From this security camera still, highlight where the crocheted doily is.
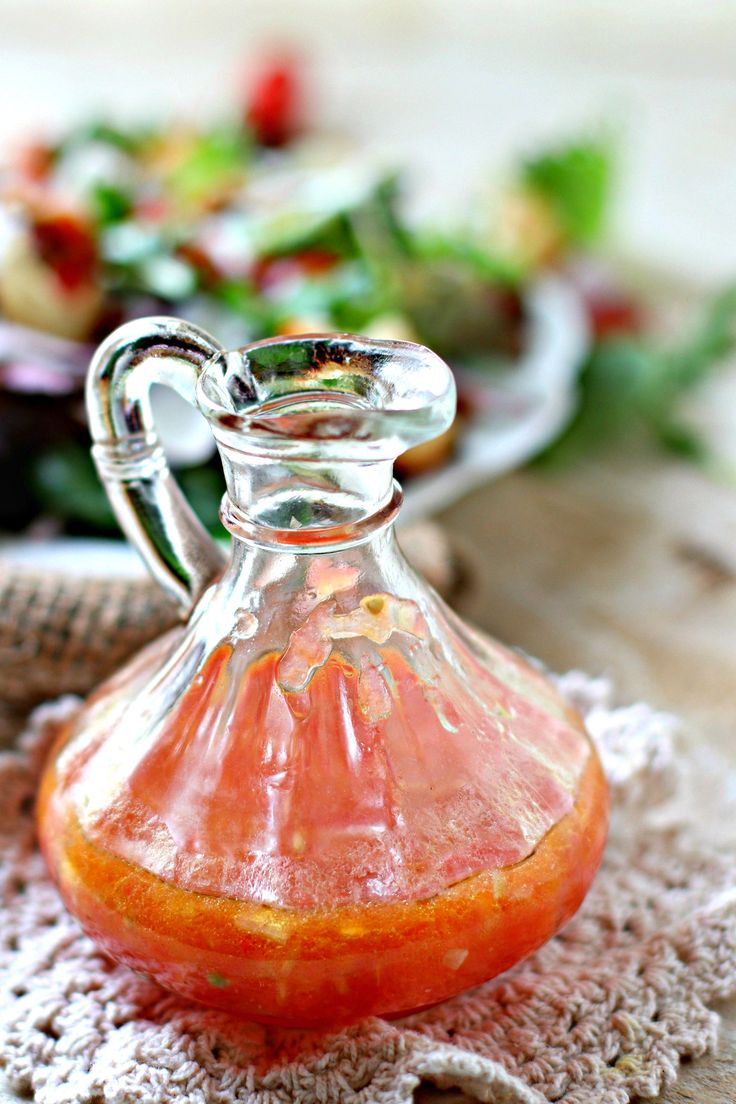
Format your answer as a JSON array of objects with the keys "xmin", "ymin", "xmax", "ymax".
[{"xmin": 1, "ymin": 674, "xmax": 735, "ymax": 1104}]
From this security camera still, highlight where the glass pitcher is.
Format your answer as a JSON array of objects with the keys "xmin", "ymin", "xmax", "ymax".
[{"xmin": 37, "ymin": 317, "xmax": 608, "ymax": 1027}]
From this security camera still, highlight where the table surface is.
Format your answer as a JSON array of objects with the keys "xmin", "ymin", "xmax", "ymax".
[
  {"xmin": 417, "ymin": 445, "xmax": 736, "ymax": 1102},
  {"xmin": 4, "ymin": 324, "xmax": 736, "ymax": 1104},
  {"xmin": 2, "ymin": 7, "xmax": 735, "ymax": 1099},
  {"xmin": 3, "ymin": 459, "xmax": 736, "ymax": 1104}
]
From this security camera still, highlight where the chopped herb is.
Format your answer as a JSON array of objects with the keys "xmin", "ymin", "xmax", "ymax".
[
  {"xmin": 538, "ymin": 285, "xmax": 736, "ymax": 467},
  {"xmin": 31, "ymin": 443, "xmax": 118, "ymax": 530},
  {"xmin": 57, "ymin": 119, "xmax": 152, "ymax": 157},
  {"xmin": 91, "ymin": 183, "xmax": 133, "ymax": 226},
  {"xmin": 206, "ymin": 971, "xmax": 231, "ymax": 988},
  {"xmin": 166, "ymin": 127, "xmax": 251, "ymax": 206},
  {"xmin": 523, "ymin": 137, "xmax": 612, "ymax": 246}
]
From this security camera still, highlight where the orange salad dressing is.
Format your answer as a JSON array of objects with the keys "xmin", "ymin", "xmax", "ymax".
[{"xmin": 38, "ymin": 643, "xmax": 608, "ymax": 1026}]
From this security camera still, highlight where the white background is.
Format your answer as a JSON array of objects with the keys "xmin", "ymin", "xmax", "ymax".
[{"xmin": 0, "ymin": 0, "xmax": 734, "ymax": 285}]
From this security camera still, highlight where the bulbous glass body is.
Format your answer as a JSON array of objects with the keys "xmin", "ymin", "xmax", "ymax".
[{"xmin": 38, "ymin": 321, "xmax": 608, "ymax": 1026}]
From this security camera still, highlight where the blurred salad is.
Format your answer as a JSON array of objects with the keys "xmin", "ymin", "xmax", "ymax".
[{"xmin": 0, "ymin": 58, "xmax": 733, "ymax": 536}]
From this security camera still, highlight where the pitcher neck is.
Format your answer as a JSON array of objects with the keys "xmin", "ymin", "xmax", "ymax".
[{"xmin": 216, "ymin": 440, "xmax": 399, "ymax": 552}]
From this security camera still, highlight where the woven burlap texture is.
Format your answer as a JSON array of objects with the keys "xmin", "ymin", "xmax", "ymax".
[
  {"xmin": 2, "ymin": 674, "xmax": 735, "ymax": 1104},
  {"xmin": 0, "ymin": 523, "xmax": 453, "ymax": 747}
]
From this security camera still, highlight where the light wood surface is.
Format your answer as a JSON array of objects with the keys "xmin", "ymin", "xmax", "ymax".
[
  {"xmin": 417, "ymin": 448, "xmax": 736, "ymax": 1103},
  {"xmin": 444, "ymin": 454, "xmax": 736, "ymax": 772},
  {"xmin": 4, "ymin": 372, "xmax": 736, "ymax": 1104}
]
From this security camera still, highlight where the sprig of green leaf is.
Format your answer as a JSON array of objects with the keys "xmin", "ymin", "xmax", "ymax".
[
  {"xmin": 31, "ymin": 441, "xmax": 228, "ymax": 536},
  {"xmin": 31, "ymin": 442, "xmax": 118, "ymax": 531},
  {"xmin": 523, "ymin": 138, "xmax": 612, "ymax": 246},
  {"xmin": 538, "ymin": 285, "xmax": 736, "ymax": 467}
]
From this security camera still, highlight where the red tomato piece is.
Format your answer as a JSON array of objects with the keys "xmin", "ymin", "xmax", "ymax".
[
  {"xmin": 245, "ymin": 58, "xmax": 302, "ymax": 148},
  {"xmin": 30, "ymin": 212, "xmax": 98, "ymax": 293}
]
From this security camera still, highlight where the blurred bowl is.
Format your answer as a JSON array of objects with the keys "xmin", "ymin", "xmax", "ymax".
[
  {"xmin": 401, "ymin": 271, "xmax": 588, "ymax": 521},
  {"xmin": 0, "ymin": 271, "xmax": 588, "ymax": 572}
]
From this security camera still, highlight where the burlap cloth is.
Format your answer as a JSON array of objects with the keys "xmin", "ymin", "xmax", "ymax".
[
  {"xmin": 0, "ymin": 523, "xmax": 454, "ymax": 747},
  {"xmin": 1, "ymin": 532, "xmax": 735, "ymax": 1104}
]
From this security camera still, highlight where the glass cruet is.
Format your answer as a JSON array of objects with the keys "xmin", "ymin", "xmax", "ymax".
[{"xmin": 37, "ymin": 317, "xmax": 609, "ymax": 1027}]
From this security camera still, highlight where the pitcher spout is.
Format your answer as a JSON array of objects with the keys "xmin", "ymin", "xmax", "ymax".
[{"xmin": 199, "ymin": 332, "xmax": 454, "ymax": 547}]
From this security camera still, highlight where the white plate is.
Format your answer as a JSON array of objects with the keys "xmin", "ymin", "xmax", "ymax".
[
  {"xmin": 0, "ymin": 273, "xmax": 587, "ymax": 576},
  {"xmin": 401, "ymin": 273, "xmax": 587, "ymax": 522}
]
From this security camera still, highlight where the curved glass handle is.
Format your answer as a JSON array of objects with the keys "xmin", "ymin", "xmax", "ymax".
[{"xmin": 86, "ymin": 316, "xmax": 227, "ymax": 613}]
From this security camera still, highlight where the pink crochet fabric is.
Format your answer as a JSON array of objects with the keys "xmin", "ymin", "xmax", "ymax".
[{"xmin": 1, "ymin": 674, "xmax": 735, "ymax": 1104}]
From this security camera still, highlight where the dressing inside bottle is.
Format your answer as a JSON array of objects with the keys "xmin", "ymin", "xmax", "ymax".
[{"xmin": 38, "ymin": 321, "xmax": 608, "ymax": 1026}]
